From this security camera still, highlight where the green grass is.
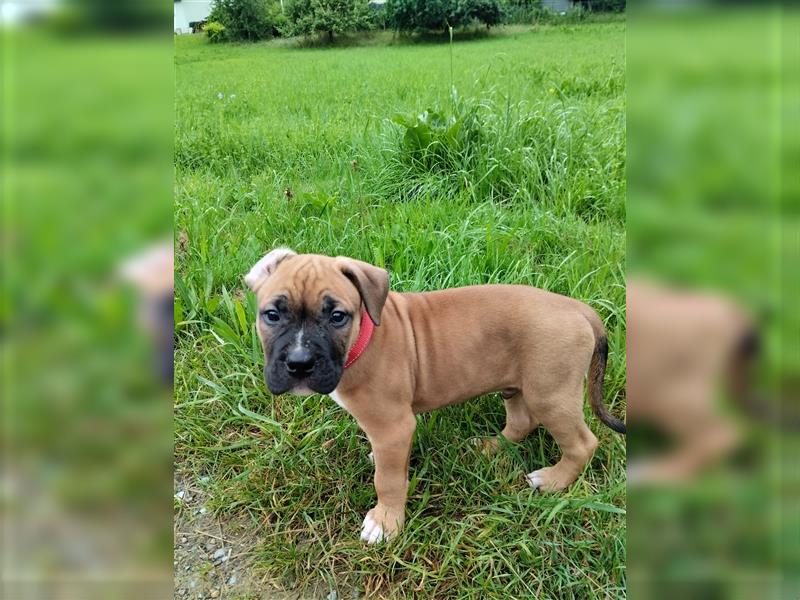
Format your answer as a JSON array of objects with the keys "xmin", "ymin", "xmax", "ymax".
[{"xmin": 175, "ymin": 23, "xmax": 626, "ymax": 599}]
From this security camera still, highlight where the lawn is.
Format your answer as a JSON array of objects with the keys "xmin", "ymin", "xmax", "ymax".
[{"xmin": 174, "ymin": 22, "xmax": 626, "ymax": 599}]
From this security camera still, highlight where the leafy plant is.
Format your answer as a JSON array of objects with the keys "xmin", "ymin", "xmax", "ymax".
[
  {"xmin": 283, "ymin": 0, "xmax": 372, "ymax": 41},
  {"xmin": 203, "ymin": 20, "xmax": 227, "ymax": 43},
  {"xmin": 208, "ymin": 0, "xmax": 285, "ymax": 41},
  {"xmin": 391, "ymin": 100, "xmax": 483, "ymax": 173},
  {"xmin": 469, "ymin": 0, "xmax": 503, "ymax": 28},
  {"xmin": 386, "ymin": 0, "xmax": 503, "ymax": 33}
]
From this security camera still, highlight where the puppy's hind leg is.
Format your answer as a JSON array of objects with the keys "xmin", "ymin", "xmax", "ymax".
[
  {"xmin": 526, "ymin": 390, "xmax": 598, "ymax": 492},
  {"xmin": 477, "ymin": 389, "xmax": 539, "ymax": 456}
]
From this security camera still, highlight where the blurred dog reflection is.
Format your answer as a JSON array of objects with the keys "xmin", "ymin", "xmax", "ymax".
[
  {"xmin": 626, "ymin": 279, "xmax": 762, "ymax": 484},
  {"xmin": 119, "ymin": 242, "xmax": 174, "ymax": 386}
]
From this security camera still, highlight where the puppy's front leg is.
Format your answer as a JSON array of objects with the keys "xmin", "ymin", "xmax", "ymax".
[{"xmin": 360, "ymin": 413, "xmax": 416, "ymax": 544}]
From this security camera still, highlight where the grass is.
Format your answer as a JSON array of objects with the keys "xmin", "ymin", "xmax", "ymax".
[{"xmin": 175, "ymin": 22, "xmax": 626, "ymax": 599}]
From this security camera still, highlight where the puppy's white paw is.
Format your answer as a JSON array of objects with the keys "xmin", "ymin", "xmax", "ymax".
[
  {"xmin": 367, "ymin": 451, "xmax": 374, "ymax": 464},
  {"xmin": 360, "ymin": 513, "xmax": 384, "ymax": 545},
  {"xmin": 525, "ymin": 467, "xmax": 571, "ymax": 492},
  {"xmin": 525, "ymin": 470, "xmax": 543, "ymax": 489}
]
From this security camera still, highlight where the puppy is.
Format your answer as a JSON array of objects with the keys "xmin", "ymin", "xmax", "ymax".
[{"xmin": 245, "ymin": 249, "xmax": 625, "ymax": 543}]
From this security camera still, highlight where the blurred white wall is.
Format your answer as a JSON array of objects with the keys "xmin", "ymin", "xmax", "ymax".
[{"xmin": 173, "ymin": 0, "xmax": 212, "ymax": 34}]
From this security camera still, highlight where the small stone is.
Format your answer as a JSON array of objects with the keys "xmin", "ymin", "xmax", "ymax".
[
  {"xmin": 175, "ymin": 490, "xmax": 185, "ymax": 500},
  {"xmin": 178, "ymin": 589, "xmax": 187, "ymax": 596},
  {"xmin": 180, "ymin": 536, "xmax": 187, "ymax": 544},
  {"xmin": 326, "ymin": 591, "xmax": 338, "ymax": 600},
  {"xmin": 199, "ymin": 476, "xmax": 210, "ymax": 484},
  {"xmin": 212, "ymin": 548, "xmax": 226, "ymax": 560},
  {"xmin": 198, "ymin": 507, "xmax": 208, "ymax": 515},
  {"xmin": 210, "ymin": 590, "xmax": 220, "ymax": 598},
  {"xmin": 189, "ymin": 579, "xmax": 198, "ymax": 589},
  {"xmin": 227, "ymin": 574, "xmax": 237, "ymax": 585}
]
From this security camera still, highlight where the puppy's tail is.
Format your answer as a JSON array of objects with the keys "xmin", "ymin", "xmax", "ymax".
[{"xmin": 582, "ymin": 308, "xmax": 626, "ymax": 435}]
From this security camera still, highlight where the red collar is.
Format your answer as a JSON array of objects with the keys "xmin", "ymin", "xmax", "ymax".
[{"xmin": 344, "ymin": 312, "xmax": 374, "ymax": 369}]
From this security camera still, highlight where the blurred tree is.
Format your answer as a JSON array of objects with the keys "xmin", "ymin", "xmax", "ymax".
[{"xmin": 62, "ymin": 0, "xmax": 168, "ymax": 30}]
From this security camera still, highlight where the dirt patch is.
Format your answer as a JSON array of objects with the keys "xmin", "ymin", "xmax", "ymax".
[{"xmin": 174, "ymin": 474, "xmax": 315, "ymax": 600}]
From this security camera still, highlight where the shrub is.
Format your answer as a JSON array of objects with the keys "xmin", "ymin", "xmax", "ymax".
[
  {"xmin": 208, "ymin": 0, "xmax": 284, "ymax": 41},
  {"xmin": 469, "ymin": 0, "xmax": 503, "ymax": 28},
  {"xmin": 203, "ymin": 20, "xmax": 227, "ymax": 42},
  {"xmin": 283, "ymin": 0, "xmax": 372, "ymax": 41},
  {"xmin": 386, "ymin": 0, "xmax": 503, "ymax": 33}
]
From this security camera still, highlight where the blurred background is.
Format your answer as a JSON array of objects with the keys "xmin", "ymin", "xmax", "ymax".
[
  {"xmin": 2, "ymin": 1, "xmax": 173, "ymax": 598},
  {"xmin": 627, "ymin": 1, "xmax": 798, "ymax": 599},
  {"xmin": 2, "ymin": 0, "xmax": 797, "ymax": 598}
]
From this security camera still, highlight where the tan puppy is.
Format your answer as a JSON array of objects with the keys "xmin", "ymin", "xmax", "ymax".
[{"xmin": 245, "ymin": 249, "xmax": 625, "ymax": 544}]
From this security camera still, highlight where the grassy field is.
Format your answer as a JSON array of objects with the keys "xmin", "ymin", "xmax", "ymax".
[{"xmin": 175, "ymin": 22, "xmax": 626, "ymax": 599}]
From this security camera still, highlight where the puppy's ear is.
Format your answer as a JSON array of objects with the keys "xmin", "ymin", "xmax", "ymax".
[
  {"xmin": 336, "ymin": 257, "xmax": 389, "ymax": 325},
  {"xmin": 244, "ymin": 248, "xmax": 296, "ymax": 290}
]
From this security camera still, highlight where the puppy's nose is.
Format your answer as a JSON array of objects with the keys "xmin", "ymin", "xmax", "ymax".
[{"xmin": 286, "ymin": 347, "xmax": 315, "ymax": 377}]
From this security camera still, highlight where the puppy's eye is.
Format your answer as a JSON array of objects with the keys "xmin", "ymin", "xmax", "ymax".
[
  {"xmin": 330, "ymin": 310, "xmax": 349, "ymax": 326},
  {"xmin": 262, "ymin": 309, "xmax": 280, "ymax": 323}
]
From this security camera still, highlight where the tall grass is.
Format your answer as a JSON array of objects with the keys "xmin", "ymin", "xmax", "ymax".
[{"xmin": 371, "ymin": 91, "xmax": 624, "ymax": 219}]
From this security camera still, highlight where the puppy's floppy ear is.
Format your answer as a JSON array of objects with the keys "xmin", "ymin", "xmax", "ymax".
[
  {"xmin": 244, "ymin": 248, "xmax": 296, "ymax": 290},
  {"xmin": 336, "ymin": 257, "xmax": 389, "ymax": 326}
]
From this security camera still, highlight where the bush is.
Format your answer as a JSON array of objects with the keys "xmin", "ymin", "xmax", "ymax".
[
  {"xmin": 386, "ymin": 0, "xmax": 503, "ymax": 33},
  {"xmin": 283, "ymin": 0, "xmax": 372, "ymax": 41},
  {"xmin": 208, "ymin": 0, "xmax": 284, "ymax": 41},
  {"xmin": 470, "ymin": 0, "xmax": 503, "ymax": 28},
  {"xmin": 203, "ymin": 20, "xmax": 227, "ymax": 42}
]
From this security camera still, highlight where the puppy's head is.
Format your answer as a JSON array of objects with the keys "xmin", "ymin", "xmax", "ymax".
[{"xmin": 244, "ymin": 249, "xmax": 389, "ymax": 396}]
